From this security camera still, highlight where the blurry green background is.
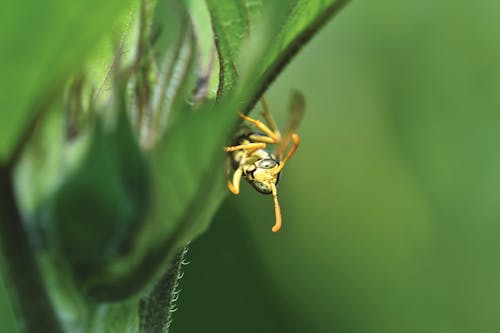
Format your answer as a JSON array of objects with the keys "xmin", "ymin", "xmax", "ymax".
[{"xmin": 3, "ymin": 0, "xmax": 500, "ymax": 332}]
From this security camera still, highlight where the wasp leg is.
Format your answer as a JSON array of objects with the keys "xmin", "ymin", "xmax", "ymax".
[
  {"xmin": 248, "ymin": 134, "xmax": 277, "ymax": 144},
  {"xmin": 275, "ymin": 133, "xmax": 300, "ymax": 174},
  {"xmin": 239, "ymin": 113, "xmax": 280, "ymax": 143},
  {"xmin": 259, "ymin": 97, "xmax": 282, "ymax": 141},
  {"xmin": 227, "ymin": 167, "xmax": 243, "ymax": 195},
  {"xmin": 224, "ymin": 142, "xmax": 266, "ymax": 153},
  {"xmin": 283, "ymin": 133, "xmax": 300, "ymax": 163},
  {"xmin": 270, "ymin": 183, "xmax": 282, "ymax": 233}
]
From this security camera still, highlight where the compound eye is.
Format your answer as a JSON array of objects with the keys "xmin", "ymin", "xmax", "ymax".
[{"xmin": 258, "ymin": 159, "xmax": 278, "ymax": 169}]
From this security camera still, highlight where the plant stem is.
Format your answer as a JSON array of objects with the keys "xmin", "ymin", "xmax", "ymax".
[
  {"xmin": 0, "ymin": 168, "xmax": 63, "ymax": 333},
  {"xmin": 139, "ymin": 246, "xmax": 189, "ymax": 333}
]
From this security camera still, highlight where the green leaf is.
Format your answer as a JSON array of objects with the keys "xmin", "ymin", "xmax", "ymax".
[
  {"xmin": 205, "ymin": 0, "xmax": 249, "ymax": 97},
  {"xmin": 49, "ymin": 103, "xmax": 150, "ymax": 283},
  {"xmin": 6, "ymin": 2, "xmax": 349, "ymax": 331},
  {"xmin": 207, "ymin": 0, "xmax": 349, "ymax": 99},
  {"xmin": 0, "ymin": 169, "xmax": 64, "ymax": 333},
  {"xmin": 0, "ymin": 0, "xmax": 134, "ymax": 164},
  {"xmin": 20, "ymin": 90, "xmax": 150, "ymax": 331},
  {"xmin": 83, "ymin": 0, "xmax": 348, "ymax": 300},
  {"xmin": 139, "ymin": 247, "xmax": 189, "ymax": 333},
  {"xmin": 13, "ymin": 101, "xmax": 67, "ymax": 222}
]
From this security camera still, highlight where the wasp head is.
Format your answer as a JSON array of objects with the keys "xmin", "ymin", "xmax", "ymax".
[{"xmin": 250, "ymin": 157, "xmax": 281, "ymax": 194}]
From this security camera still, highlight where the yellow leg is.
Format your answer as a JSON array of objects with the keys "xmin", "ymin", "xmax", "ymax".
[
  {"xmin": 270, "ymin": 183, "xmax": 282, "ymax": 233},
  {"xmin": 227, "ymin": 167, "xmax": 243, "ymax": 195},
  {"xmin": 239, "ymin": 113, "xmax": 280, "ymax": 143},
  {"xmin": 224, "ymin": 142, "xmax": 266, "ymax": 153},
  {"xmin": 248, "ymin": 134, "xmax": 277, "ymax": 144},
  {"xmin": 283, "ymin": 133, "xmax": 300, "ymax": 163},
  {"xmin": 275, "ymin": 133, "xmax": 300, "ymax": 174}
]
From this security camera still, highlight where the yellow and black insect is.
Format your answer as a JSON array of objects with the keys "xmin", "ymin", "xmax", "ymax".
[{"xmin": 225, "ymin": 91, "xmax": 305, "ymax": 232}]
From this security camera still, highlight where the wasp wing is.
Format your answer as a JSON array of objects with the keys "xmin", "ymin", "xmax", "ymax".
[{"xmin": 277, "ymin": 90, "xmax": 305, "ymax": 158}]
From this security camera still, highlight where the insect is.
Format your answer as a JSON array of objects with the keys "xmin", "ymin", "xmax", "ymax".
[{"xmin": 224, "ymin": 91, "xmax": 305, "ymax": 232}]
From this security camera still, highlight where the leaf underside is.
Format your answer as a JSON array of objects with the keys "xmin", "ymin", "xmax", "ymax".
[
  {"xmin": 4, "ymin": 0, "xmax": 349, "ymax": 332},
  {"xmin": 83, "ymin": 0, "xmax": 348, "ymax": 300}
]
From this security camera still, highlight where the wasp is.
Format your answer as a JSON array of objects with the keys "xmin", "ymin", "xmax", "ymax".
[{"xmin": 224, "ymin": 91, "xmax": 305, "ymax": 232}]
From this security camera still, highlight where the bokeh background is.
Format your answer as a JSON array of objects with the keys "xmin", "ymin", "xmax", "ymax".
[{"xmin": 3, "ymin": 1, "xmax": 500, "ymax": 332}]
